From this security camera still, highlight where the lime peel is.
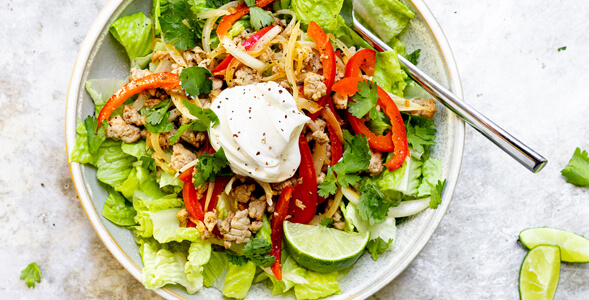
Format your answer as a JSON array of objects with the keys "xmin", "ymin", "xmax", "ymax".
[
  {"xmin": 519, "ymin": 245, "xmax": 561, "ymax": 300},
  {"xmin": 519, "ymin": 227, "xmax": 589, "ymax": 263}
]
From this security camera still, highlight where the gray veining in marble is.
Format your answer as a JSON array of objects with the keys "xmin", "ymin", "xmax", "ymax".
[{"xmin": 1, "ymin": 0, "xmax": 588, "ymax": 299}]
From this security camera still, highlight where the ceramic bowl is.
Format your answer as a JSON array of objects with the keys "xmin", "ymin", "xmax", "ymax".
[{"xmin": 66, "ymin": 1, "xmax": 465, "ymax": 298}]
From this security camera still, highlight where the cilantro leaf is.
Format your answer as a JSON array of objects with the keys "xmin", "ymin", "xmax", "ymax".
[
  {"xmin": 318, "ymin": 167, "xmax": 338, "ymax": 197},
  {"xmin": 141, "ymin": 99, "xmax": 175, "ymax": 133},
  {"xmin": 348, "ymin": 81, "xmax": 378, "ymax": 119},
  {"xmin": 331, "ymin": 131, "xmax": 371, "ymax": 188},
  {"xmin": 140, "ymin": 156, "xmax": 156, "ymax": 173},
  {"xmin": 405, "ymin": 115, "xmax": 437, "ymax": 155},
  {"xmin": 206, "ymin": 0, "xmax": 230, "ymax": 8},
  {"xmin": 429, "ymin": 179, "xmax": 446, "ymax": 209},
  {"xmin": 180, "ymin": 66, "xmax": 213, "ymax": 98},
  {"xmin": 558, "ymin": 46, "xmax": 567, "ymax": 52},
  {"xmin": 242, "ymin": 236, "xmax": 276, "ymax": 267},
  {"xmin": 405, "ymin": 49, "xmax": 421, "ymax": 65},
  {"xmin": 83, "ymin": 115, "xmax": 106, "ymax": 154},
  {"xmin": 366, "ymin": 237, "xmax": 393, "ymax": 261},
  {"xmin": 561, "ymin": 147, "xmax": 589, "ymax": 186},
  {"xmin": 20, "ymin": 262, "xmax": 42, "ymax": 288},
  {"xmin": 193, "ymin": 147, "xmax": 230, "ymax": 187},
  {"xmin": 226, "ymin": 253, "xmax": 248, "ymax": 266},
  {"xmin": 357, "ymin": 182, "xmax": 393, "ymax": 225},
  {"xmin": 159, "ymin": 0, "xmax": 202, "ymax": 50},
  {"xmin": 249, "ymin": 7, "xmax": 274, "ymax": 31},
  {"xmin": 169, "ymin": 101, "xmax": 219, "ymax": 145},
  {"xmin": 319, "ymin": 216, "xmax": 334, "ymax": 227}
]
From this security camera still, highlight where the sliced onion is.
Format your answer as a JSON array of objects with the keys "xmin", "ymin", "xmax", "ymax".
[
  {"xmin": 198, "ymin": 9, "xmax": 229, "ymax": 20},
  {"xmin": 297, "ymin": 97, "xmax": 323, "ymax": 113},
  {"xmin": 321, "ymin": 108, "xmax": 344, "ymax": 144},
  {"xmin": 207, "ymin": 45, "xmax": 227, "ymax": 60},
  {"xmin": 285, "ymin": 21, "xmax": 300, "ymax": 100},
  {"xmin": 204, "ymin": 181, "xmax": 215, "ymax": 211},
  {"xmin": 202, "ymin": 16, "xmax": 221, "ymax": 53},
  {"xmin": 176, "ymin": 158, "xmax": 199, "ymax": 177},
  {"xmin": 164, "ymin": 42, "xmax": 187, "ymax": 67},
  {"xmin": 312, "ymin": 142, "xmax": 327, "ymax": 175},
  {"xmin": 387, "ymin": 92, "xmax": 427, "ymax": 112},
  {"xmin": 154, "ymin": 57, "xmax": 173, "ymax": 73},
  {"xmin": 224, "ymin": 176, "xmax": 237, "ymax": 195},
  {"xmin": 132, "ymin": 93, "xmax": 148, "ymax": 110},
  {"xmin": 220, "ymin": 36, "xmax": 266, "ymax": 70},
  {"xmin": 274, "ymin": 9, "xmax": 297, "ymax": 37},
  {"xmin": 255, "ymin": 179, "xmax": 274, "ymax": 206},
  {"xmin": 249, "ymin": 26, "xmax": 282, "ymax": 52},
  {"xmin": 308, "ymin": 215, "xmax": 323, "ymax": 225},
  {"xmin": 224, "ymin": 58, "xmax": 241, "ymax": 88},
  {"xmin": 261, "ymin": 72, "xmax": 284, "ymax": 82},
  {"xmin": 387, "ymin": 198, "xmax": 431, "ymax": 218},
  {"xmin": 341, "ymin": 187, "xmax": 360, "ymax": 205},
  {"xmin": 150, "ymin": 133, "xmax": 171, "ymax": 163},
  {"xmin": 171, "ymin": 93, "xmax": 198, "ymax": 120},
  {"xmin": 297, "ymin": 41, "xmax": 317, "ymax": 48},
  {"xmin": 330, "ymin": 34, "xmax": 352, "ymax": 61},
  {"xmin": 324, "ymin": 189, "xmax": 343, "ymax": 218},
  {"xmin": 154, "ymin": 158, "xmax": 176, "ymax": 174}
]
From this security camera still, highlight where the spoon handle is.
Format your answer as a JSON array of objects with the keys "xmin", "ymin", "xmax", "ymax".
[{"xmin": 353, "ymin": 16, "xmax": 547, "ymax": 173}]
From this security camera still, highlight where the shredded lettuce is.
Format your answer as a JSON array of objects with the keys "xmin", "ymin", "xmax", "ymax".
[
  {"xmin": 374, "ymin": 50, "xmax": 408, "ymax": 97},
  {"xmin": 109, "ymin": 12, "xmax": 153, "ymax": 61},
  {"xmin": 294, "ymin": 270, "xmax": 341, "ymax": 300},
  {"xmin": 354, "ymin": 0, "xmax": 414, "ymax": 45},
  {"xmin": 291, "ymin": 0, "xmax": 344, "ymax": 32},
  {"xmin": 102, "ymin": 187, "xmax": 137, "ymax": 226}
]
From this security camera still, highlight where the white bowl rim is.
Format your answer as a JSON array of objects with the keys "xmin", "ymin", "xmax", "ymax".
[{"xmin": 65, "ymin": 0, "xmax": 465, "ymax": 298}]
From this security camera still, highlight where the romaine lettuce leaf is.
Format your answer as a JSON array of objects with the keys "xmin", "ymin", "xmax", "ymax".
[
  {"xmin": 84, "ymin": 79, "xmax": 127, "ymax": 114},
  {"xmin": 109, "ymin": 12, "xmax": 153, "ymax": 61},
  {"xmin": 257, "ymin": 255, "xmax": 307, "ymax": 295},
  {"xmin": 344, "ymin": 203, "xmax": 396, "ymax": 242},
  {"xmin": 184, "ymin": 240, "xmax": 212, "ymax": 290},
  {"xmin": 203, "ymin": 251, "xmax": 229, "ymax": 289},
  {"xmin": 375, "ymin": 156, "xmax": 423, "ymax": 197},
  {"xmin": 294, "ymin": 270, "xmax": 341, "ymax": 300},
  {"xmin": 102, "ymin": 187, "xmax": 137, "ymax": 226},
  {"xmin": 222, "ymin": 260, "xmax": 256, "ymax": 299},
  {"xmin": 329, "ymin": 16, "xmax": 373, "ymax": 49},
  {"xmin": 134, "ymin": 192, "xmax": 183, "ymax": 238},
  {"xmin": 354, "ymin": 0, "xmax": 414, "ymax": 44},
  {"xmin": 141, "ymin": 240, "xmax": 202, "ymax": 294},
  {"xmin": 158, "ymin": 170, "xmax": 184, "ymax": 194},
  {"xmin": 417, "ymin": 157, "xmax": 442, "ymax": 197},
  {"xmin": 121, "ymin": 140, "xmax": 149, "ymax": 159},
  {"xmin": 150, "ymin": 208, "xmax": 201, "ymax": 243},
  {"xmin": 70, "ymin": 121, "xmax": 100, "ymax": 165},
  {"xmin": 292, "ymin": 0, "xmax": 344, "ymax": 32},
  {"xmin": 374, "ymin": 50, "xmax": 408, "ymax": 97},
  {"xmin": 95, "ymin": 140, "xmax": 136, "ymax": 188}
]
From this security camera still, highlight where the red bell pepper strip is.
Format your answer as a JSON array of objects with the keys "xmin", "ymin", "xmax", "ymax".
[
  {"xmin": 187, "ymin": 220, "xmax": 197, "ymax": 228},
  {"xmin": 333, "ymin": 77, "xmax": 409, "ymax": 171},
  {"xmin": 201, "ymin": 176, "xmax": 232, "ymax": 212},
  {"xmin": 96, "ymin": 72, "xmax": 180, "ymax": 131},
  {"xmin": 212, "ymin": 25, "xmax": 275, "ymax": 76},
  {"xmin": 327, "ymin": 122, "xmax": 343, "ymax": 166},
  {"xmin": 216, "ymin": 0, "xmax": 276, "ymax": 37},
  {"xmin": 178, "ymin": 167, "xmax": 193, "ymax": 182},
  {"xmin": 344, "ymin": 48, "xmax": 376, "ymax": 78},
  {"xmin": 288, "ymin": 135, "xmax": 318, "ymax": 224},
  {"xmin": 270, "ymin": 186, "xmax": 294, "ymax": 280},
  {"xmin": 183, "ymin": 178, "xmax": 205, "ymax": 222},
  {"xmin": 307, "ymin": 21, "xmax": 336, "ymax": 120},
  {"xmin": 347, "ymin": 114, "xmax": 394, "ymax": 152}
]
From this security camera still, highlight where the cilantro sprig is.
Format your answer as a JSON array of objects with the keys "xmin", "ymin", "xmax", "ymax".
[
  {"xmin": 193, "ymin": 147, "xmax": 230, "ymax": 187},
  {"xmin": 348, "ymin": 81, "xmax": 379, "ymax": 119},
  {"xmin": 83, "ymin": 115, "xmax": 106, "ymax": 154},
  {"xmin": 244, "ymin": 0, "xmax": 274, "ymax": 31},
  {"xmin": 405, "ymin": 115, "xmax": 437, "ymax": 156},
  {"xmin": 20, "ymin": 262, "xmax": 42, "ymax": 288},
  {"xmin": 180, "ymin": 66, "xmax": 213, "ymax": 98},
  {"xmin": 405, "ymin": 49, "xmax": 421, "ymax": 65},
  {"xmin": 366, "ymin": 237, "xmax": 393, "ymax": 261},
  {"xmin": 159, "ymin": 0, "xmax": 203, "ymax": 50},
  {"xmin": 242, "ymin": 236, "xmax": 276, "ymax": 267},
  {"xmin": 168, "ymin": 100, "xmax": 219, "ymax": 145},
  {"xmin": 141, "ymin": 99, "xmax": 175, "ymax": 133},
  {"xmin": 357, "ymin": 182, "xmax": 392, "ymax": 225},
  {"xmin": 318, "ymin": 131, "xmax": 372, "ymax": 197},
  {"xmin": 227, "ymin": 253, "xmax": 249, "ymax": 266},
  {"xmin": 561, "ymin": 147, "xmax": 589, "ymax": 186},
  {"xmin": 140, "ymin": 156, "xmax": 156, "ymax": 173},
  {"xmin": 319, "ymin": 216, "xmax": 335, "ymax": 228},
  {"xmin": 429, "ymin": 179, "xmax": 446, "ymax": 209}
]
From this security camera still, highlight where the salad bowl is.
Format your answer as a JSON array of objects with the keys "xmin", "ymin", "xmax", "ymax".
[{"xmin": 65, "ymin": 0, "xmax": 465, "ymax": 298}]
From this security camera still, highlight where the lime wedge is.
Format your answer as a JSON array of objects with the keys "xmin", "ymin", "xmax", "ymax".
[
  {"xmin": 519, "ymin": 227, "xmax": 589, "ymax": 263},
  {"xmin": 519, "ymin": 245, "xmax": 561, "ymax": 300},
  {"xmin": 283, "ymin": 221, "xmax": 370, "ymax": 273}
]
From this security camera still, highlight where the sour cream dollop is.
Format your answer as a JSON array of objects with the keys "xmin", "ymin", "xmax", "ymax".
[{"xmin": 209, "ymin": 82, "xmax": 310, "ymax": 182}]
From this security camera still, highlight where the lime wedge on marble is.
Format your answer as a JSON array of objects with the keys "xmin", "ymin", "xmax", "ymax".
[
  {"xmin": 519, "ymin": 245, "xmax": 560, "ymax": 300},
  {"xmin": 283, "ymin": 221, "xmax": 369, "ymax": 273},
  {"xmin": 519, "ymin": 227, "xmax": 589, "ymax": 263}
]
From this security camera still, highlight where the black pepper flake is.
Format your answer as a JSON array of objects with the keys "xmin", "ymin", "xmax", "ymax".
[
  {"xmin": 268, "ymin": 88, "xmax": 271, "ymax": 91},
  {"xmin": 233, "ymin": 134, "xmax": 239, "ymax": 137},
  {"xmin": 266, "ymin": 162, "xmax": 268, "ymax": 165},
  {"xmin": 269, "ymin": 146, "xmax": 272, "ymax": 150},
  {"xmin": 279, "ymin": 90, "xmax": 283, "ymax": 94},
  {"xmin": 256, "ymin": 151, "xmax": 260, "ymax": 155},
  {"xmin": 237, "ymin": 147, "xmax": 241, "ymax": 151},
  {"xmin": 285, "ymin": 115, "xmax": 287, "ymax": 118},
  {"xmin": 217, "ymin": 105, "xmax": 220, "ymax": 108},
  {"xmin": 249, "ymin": 117, "xmax": 251, "ymax": 119}
]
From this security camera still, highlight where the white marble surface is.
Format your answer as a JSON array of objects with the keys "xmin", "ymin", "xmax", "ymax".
[{"xmin": 1, "ymin": 0, "xmax": 589, "ymax": 299}]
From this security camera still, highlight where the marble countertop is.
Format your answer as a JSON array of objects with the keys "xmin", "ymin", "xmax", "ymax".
[{"xmin": 1, "ymin": 0, "xmax": 588, "ymax": 298}]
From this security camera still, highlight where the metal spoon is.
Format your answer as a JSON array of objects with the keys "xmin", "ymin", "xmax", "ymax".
[{"xmin": 352, "ymin": 13, "xmax": 547, "ymax": 173}]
